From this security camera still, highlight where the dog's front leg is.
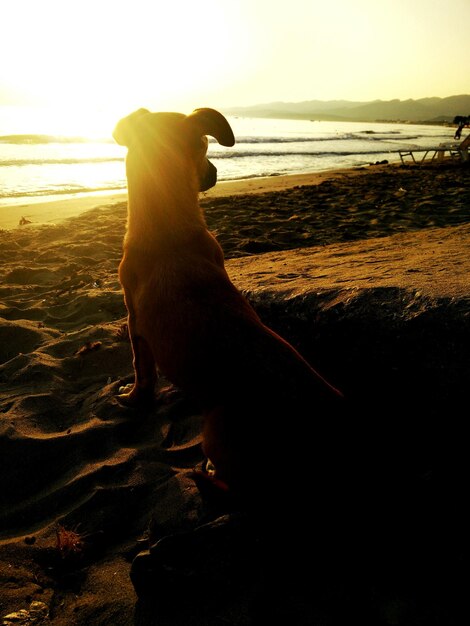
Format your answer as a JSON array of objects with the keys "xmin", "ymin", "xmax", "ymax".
[{"xmin": 118, "ymin": 308, "xmax": 157, "ymax": 406}]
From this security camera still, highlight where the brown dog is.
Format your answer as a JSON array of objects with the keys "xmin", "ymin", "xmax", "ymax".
[{"xmin": 113, "ymin": 108, "xmax": 345, "ymax": 506}]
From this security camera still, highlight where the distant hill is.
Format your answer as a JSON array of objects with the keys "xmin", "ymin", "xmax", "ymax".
[{"xmin": 222, "ymin": 95, "xmax": 470, "ymax": 123}]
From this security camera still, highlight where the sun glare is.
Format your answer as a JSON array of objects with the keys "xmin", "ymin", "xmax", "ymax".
[
  {"xmin": 0, "ymin": 104, "xmax": 119, "ymax": 140},
  {"xmin": 2, "ymin": 0, "xmax": 247, "ymax": 126}
]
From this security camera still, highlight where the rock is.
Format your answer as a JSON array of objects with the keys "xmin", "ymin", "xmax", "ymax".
[
  {"xmin": 2, "ymin": 601, "xmax": 49, "ymax": 625},
  {"xmin": 227, "ymin": 222, "xmax": 470, "ymax": 466}
]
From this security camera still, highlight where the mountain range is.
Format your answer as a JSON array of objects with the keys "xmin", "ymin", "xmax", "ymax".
[{"xmin": 222, "ymin": 94, "xmax": 470, "ymax": 124}]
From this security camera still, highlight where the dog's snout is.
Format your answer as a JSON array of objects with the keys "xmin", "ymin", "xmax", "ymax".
[{"xmin": 199, "ymin": 160, "xmax": 217, "ymax": 192}]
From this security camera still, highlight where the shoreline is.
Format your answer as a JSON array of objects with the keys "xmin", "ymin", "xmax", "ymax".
[{"xmin": 0, "ymin": 164, "xmax": 389, "ymax": 231}]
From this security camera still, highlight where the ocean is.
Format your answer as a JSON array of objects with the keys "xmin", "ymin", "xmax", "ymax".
[{"xmin": 0, "ymin": 105, "xmax": 457, "ymax": 208}]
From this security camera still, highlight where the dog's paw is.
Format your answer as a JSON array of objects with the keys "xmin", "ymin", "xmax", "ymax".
[
  {"xmin": 190, "ymin": 465, "xmax": 230, "ymax": 495},
  {"xmin": 118, "ymin": 383, "xmax": 134, "ymax": 395},
  {"xmin": 116, "ymin": 384, "xmax": 155, "ymax": 407}
]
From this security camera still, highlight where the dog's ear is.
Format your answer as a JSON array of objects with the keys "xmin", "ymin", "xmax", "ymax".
[
  {"xmin": 113, "ymin": 108, "xmax": 150, "ymax": 146},
  {"xmin": 186, "ymin": 108, "xmax": 235, "ymax": 147}
]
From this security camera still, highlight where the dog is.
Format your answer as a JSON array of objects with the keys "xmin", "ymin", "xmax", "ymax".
[{"xmin": 113, "ymin": 107, "xmax": 345, "ymax": 508}]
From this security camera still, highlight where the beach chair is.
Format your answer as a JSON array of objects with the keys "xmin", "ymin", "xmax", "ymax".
[{"xmin": 398, "ymin": 132, "xmax": 470, "ymax": 165}]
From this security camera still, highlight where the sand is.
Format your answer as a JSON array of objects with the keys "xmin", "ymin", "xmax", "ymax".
[{"xmin": 0, "ymin": 159, "xmax": 469, "ymax": 625}]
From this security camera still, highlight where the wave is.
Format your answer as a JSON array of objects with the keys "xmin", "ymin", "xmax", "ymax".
[
  {"xmin": 1, "ymin": 147, "xmax": 396, "ymax": 168},
  {"xmin": 0, "ymin": 183, "xmax": 126, "ymax": 200},
  {"xmin": 213, "ymin": 135, "xmax": 348, "ymax": 144},
  {"xmin": 0, "ymin": 156, "xmax": 124, "ymax": 167},
  {"xmin": 210, "ymin": 148, "xmax": 396, "ymax": 159},
  {"xmin": 2, "ymin": 144, "xmax": 397, "ymax": 167},
  {"xmin": 0, "ymin": 134, "xmax": 113, "ymax": 145},
  {"xmin": 213, "ymin": 132, "xmax": 422, "ymax": 144},
  {"xmin": 2, "ymin": 133, "xmax": 346, "ymax": 146},
  {"xmin": 0, "ymin": 131, "xmax": 422, "ymax": 152}
]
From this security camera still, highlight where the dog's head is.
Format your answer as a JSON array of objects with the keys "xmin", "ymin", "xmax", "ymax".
[{"xmin": 113, "ymin": 108, "xmax": 234, "ymax": 193}]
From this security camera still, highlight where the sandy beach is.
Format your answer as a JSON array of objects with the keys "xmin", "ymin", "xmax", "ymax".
[{"xmin": 1, "ymin": 159, "xmax": 469, "ymax": 625}]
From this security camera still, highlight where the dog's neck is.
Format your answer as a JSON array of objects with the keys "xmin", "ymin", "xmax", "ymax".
[{"xmin": 124, "ymin": 174, "xmax": 207, "ymax": 251}]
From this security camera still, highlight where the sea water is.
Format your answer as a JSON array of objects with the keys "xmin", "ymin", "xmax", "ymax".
[{"xmin": 0, "ymin": 105, "xmax": 456, "ymax": 207}]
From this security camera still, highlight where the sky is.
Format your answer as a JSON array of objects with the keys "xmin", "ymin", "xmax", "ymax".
[{"xmin": 1, "ymin": 0, "xmax": 469, "ymax": 132}]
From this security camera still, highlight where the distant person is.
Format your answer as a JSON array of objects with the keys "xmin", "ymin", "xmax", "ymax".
[
  {"xmin": 454, "ymin": 117, "xmax": 469, "ymax": 140},
  {"xmin": 454, "ymin": 123, "xmax": 463, "ymax": 140}
]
